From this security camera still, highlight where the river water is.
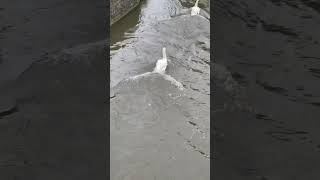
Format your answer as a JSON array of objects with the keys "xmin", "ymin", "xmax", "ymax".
[
  {"xmin": 110, "ymin": 0, "xmax": 210, "ymax": 179},
  {"xmin": 1, "ymin": 1, "xmax": 108, "ymax": 179},
  {"xmin": 2, "ymin": 0, "xmax": 318, "ymax": 179},
  {"xmin": 213, "ymin": 0, "xmax": 320, "ymax": 179}
]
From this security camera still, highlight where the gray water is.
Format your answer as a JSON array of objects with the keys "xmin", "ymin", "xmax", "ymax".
[{"xmin": 110, "ymin": 0, "xmax": 210, "ymax": 179}]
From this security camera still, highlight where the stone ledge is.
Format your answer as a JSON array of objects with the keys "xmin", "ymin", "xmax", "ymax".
[{"xmin": 110, "ymin": 0, "xmax": 140, "ymax": 25}]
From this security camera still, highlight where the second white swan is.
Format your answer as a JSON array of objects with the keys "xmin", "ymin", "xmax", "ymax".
[{"xmin": 191, "ymin": 0, "xmax": 200, "ymax": 16}]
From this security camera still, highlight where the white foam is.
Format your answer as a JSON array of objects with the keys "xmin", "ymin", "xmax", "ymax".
[
  {"xmin": 127, "ymin": 72, "xmax": 184, "ymax": 91},
  {"xmin": 162, "ymin": 74, "xmax": 184, "ymax": 90}
]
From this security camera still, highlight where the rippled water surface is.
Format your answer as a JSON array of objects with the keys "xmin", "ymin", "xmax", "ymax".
[
  {"xmin": 110, "ymin": 0, "xmax": 183, "ymax": 47},
  {"xmin": 213, "ymin": 0, "xmax": 320, "ymax": 179},
  {"xmin": 110, "ymin": 0, "xmax": 210, "ymax": 179},
  {"xmin": 1, "ymin": 1, "xmax": 107, "ymax": 178}
]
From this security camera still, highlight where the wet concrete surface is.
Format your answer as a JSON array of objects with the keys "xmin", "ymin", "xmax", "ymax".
[
  {"xmin": 110, "ymin": 0, "xmax": 184, "ymax": 46},
  {"xmin": 110, "ymin": 0, "xmax": 210, "ymax": 178},
  {"xmin": 1, "ymin": 1, "xmax": 108, "ymax": 179},
  {"xmin": 213, "ymin": 0, "xmax": 320, "ymax": 179},
  {"xmin": 111, "ymin": 73, "xmax": 209, "ymax": 180}
]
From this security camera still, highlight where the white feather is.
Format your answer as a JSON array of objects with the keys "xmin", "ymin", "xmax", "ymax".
[
  {"xmin": 153, "ymin": 47, "xmax": 168, "ymax": 74},
  {"xmin": 191, "ymin": 0, "xmax": 200, "ymax": 16}
]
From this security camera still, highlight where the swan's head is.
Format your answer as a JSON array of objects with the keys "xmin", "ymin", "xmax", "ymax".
[
  {"xmin": 194, "ymin": 0, "xmax": 200, "ymax": 7},
  {"xmin": 162, "ymin": 47, "xmax": 167, "ymax": 59}
]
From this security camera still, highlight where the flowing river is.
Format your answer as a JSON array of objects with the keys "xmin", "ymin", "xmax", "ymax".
[
  {"xmin": 213, "ymin": 0, "xmax": 320, "ymax": 179},
  {"xmin": 110, "ymin": 0, "xmax": 210, "ymax": 179}
]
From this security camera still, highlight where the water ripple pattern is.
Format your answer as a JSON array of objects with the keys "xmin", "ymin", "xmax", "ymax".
[
  {"xmin": 213, "ymin": 0, "xmax": 320, "ymax": 179},
  {"xmin": 110, "ymin": 0, "xmax": 210, "ymax": 179}
]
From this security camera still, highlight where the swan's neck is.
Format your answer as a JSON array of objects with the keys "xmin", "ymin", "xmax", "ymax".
[
  {"xmin": 194, "ymin": 0, "xmax": 199, "ymax": 7},
  {"xmin": 162, "ymin": 48, "xmax": 167, "ymax": 59}
]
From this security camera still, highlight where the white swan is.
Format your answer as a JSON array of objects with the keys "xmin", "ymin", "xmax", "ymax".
[
  {"xmin": 128, "ymin": 47, "xmax": 184, "ymax": 90},
  {"xmin": 153, "ymin": 47, "xmax": 168, "ymax": 74},
  {"xmin": 191, "ymin": 0, "xmax": 200, "ymax": 16}
]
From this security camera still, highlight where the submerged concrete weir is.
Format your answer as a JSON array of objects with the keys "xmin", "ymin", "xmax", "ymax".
[
  {"xmin": 111, "ymin": 13, "xmax": 210, "ymax": 179},
  {"xmin": 110, "ymin": 0, "xmax": 141, "ymax": 25}
]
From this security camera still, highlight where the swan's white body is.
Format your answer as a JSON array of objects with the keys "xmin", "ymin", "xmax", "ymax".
[
  {"xmin": 129, "ymin": 47, "xmax": 183, "ymax": 90},
  {"xmin": 191, "ymin": 0, "xmax": 200, "ymax": 16},
  {"xmin": 153, "ymin": 47, "xmax": 168, "ymax": 74}
]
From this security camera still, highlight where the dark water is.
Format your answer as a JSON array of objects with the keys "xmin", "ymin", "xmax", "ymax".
[
  {"xmin": 110, "ymin": 0, "xmax": 210, "ymax": 179},
  {"xmin": 213, "ymin": 0, "xmax": 320, "ymax": 179},
  {"xmin": 0, "ymin": 0, "xmax": 106, "ymax": 85},
  {"xmin": 0, "ymin": 41, "xmax": 107, "ymax": 179},
  {"xmin": 2, "ymin": 0, "xmax": 318, "ymax": 179},
  {"xmin": 0, "ymin": 1, "xmax": 107, "ymax": 179}
]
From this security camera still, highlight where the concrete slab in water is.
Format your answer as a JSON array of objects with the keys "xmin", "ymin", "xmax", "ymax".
[
  {"xmin": 111, "ymin": 14, "xmax": 210, "ymax": 180},
  {"xmin": 111, "ymin": 74, "xmax": 209, "ymax": 180},
  {"xmin": 0, "ymin": 42, "xmax": 107, "ymax": 179}
]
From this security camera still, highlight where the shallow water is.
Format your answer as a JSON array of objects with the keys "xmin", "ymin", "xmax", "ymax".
[
  {"xmin": 111, "ymin": 73, "xmax": 209, "ymax": 179},
  {"xmin": 110, "ymin": 0, "xmax": 183, "ymax": 47},
  {"xmin": 110, "ymin": 0, "xmax": 210, "ymax": 179}
]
